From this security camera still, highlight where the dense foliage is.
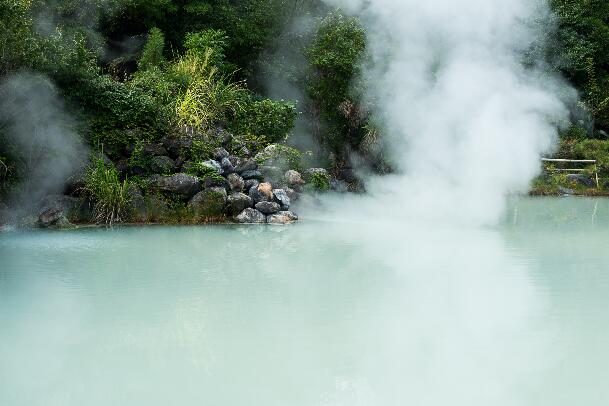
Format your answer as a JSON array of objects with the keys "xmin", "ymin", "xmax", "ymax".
[{"xmin": 3, "ymin": 0, "xmax": 609, "ymax": 210}]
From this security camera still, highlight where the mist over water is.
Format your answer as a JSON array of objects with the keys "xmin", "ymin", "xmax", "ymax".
[
  {"xmin": 2, "ymin": 198, "xmax": 609, "ymax": 405},
  {"xmin": 321, "ymin": 0, "xmax": 574, "ymax": 224}
]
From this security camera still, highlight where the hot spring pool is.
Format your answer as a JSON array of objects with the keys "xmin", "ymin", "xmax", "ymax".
[{"xmin": 1, "ymin": 197, "xmax": 608, "ymax": 405}]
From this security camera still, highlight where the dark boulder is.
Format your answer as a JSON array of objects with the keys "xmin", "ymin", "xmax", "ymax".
[
  {"xmin": 244, "ymin": 179, "xmax": 260, "ymax": 192},
  {"xmin": 144, "ymin": 143, "xmax": 168, "ymax": 156},
  {"xmin": 214, "ymin": 147, "xmax": 230, "ymax": 161},
  {"xmin": 149, "ymin": 173, "xmax": 201, "ymax": 198},
  {"xmin": 249, "ymin": 183, "xmax": 272, "ymax": 204},
  {"xmin": 226, "ymin": 193, "xmax": 253, "ymax": 215},
  {"xmin": 221, "ymin": 157, "xmax": 236, "ymax": 174},
  {"xmin": 235, "ymin": 159, "xmax": 258, "ymax": 173},
  {"xmin": 272, "ymin": 189, "xmax": 290, "ymax": 210},
  {"xmin": 227, "ymin": 173, "xmax": 245, "ymax": 192},
  {"xmin": 189, "ymin": 187, "xmax": 227, "ymax": 217},
  {"xmin": 150, "ymin": 156, "xmax": 175, "ymax": 174},
  {"xmin": 267, "ymin": 211, "xmax": 299, "ymax": 225},
  {"xmin": 235, "ymin": 208, "xmax": 266, "ymax": 224},
  {"xmin": 255, "ymin": 201, "xmax": 281, "ymax": 215},
  {"xmin": 241, "ymin": 170, "xmax": 264, "ymax": 181}
]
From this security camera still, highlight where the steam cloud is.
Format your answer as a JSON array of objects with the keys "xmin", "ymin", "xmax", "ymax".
[
  {"xmin": 0, "ymin": 73, "xmax": 88, "ymax": 213},
  {"xmin": 318, "ymin": 0, "xmax": 574, "ymax": 224}
]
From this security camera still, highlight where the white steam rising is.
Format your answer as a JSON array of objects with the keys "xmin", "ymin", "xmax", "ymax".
[
  {"xmin": 319, "ymin": 0, "xmax": 574, "ymax": 224},
  {"xmin": 0, "ymin": 73, "xmax": 88, "ymax": 212}
]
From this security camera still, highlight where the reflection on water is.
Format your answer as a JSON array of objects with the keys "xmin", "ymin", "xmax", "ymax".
[{"xmin": 1, "ymin": 197, "xmax": 608, "ymax": 405}]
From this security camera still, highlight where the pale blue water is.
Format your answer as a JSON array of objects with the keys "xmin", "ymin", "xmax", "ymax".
[{"xmin": 1, "ymin": 197, "xmax": 608, "ymax": 405}]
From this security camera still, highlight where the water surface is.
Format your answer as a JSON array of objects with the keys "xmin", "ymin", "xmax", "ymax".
[{"xmin": 1, "ymin": 197, "xmax": 608, "ymax": 405}]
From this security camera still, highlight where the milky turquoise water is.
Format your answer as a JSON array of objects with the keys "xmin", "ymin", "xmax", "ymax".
[{"xmin": 1, "ymin": 197, "xmax": 608, "ymax": 405}]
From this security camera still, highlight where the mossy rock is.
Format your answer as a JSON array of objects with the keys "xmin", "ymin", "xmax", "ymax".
[{"xmin": 188, "ymin": 187, "xmax": 227, "ymax": 217}]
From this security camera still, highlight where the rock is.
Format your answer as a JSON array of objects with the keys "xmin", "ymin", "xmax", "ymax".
[
  {"xmin": 226, "ymin": 193, "xmax": 253, "ymax": 215},
  {"xmin": 144, "ymin": 143, "xmax": 168, "ymax": 156},
  {"xmin": 227, "ymin": 173, "xmax": 245, "ymax": 192},
  {"xmin": 163, "ymin": 137, "xmax": 193, "ymax": 159},
  {"xmin": 150, "ymin": 156, "xmax": 175, "ymax": 174},
  {"xmin": 248, "ymin": 183, "xmax": 272, "ymax": 204},
  {"xmin": 202, "ymin": 175, "xmax": 230, "ymax": 191},
  {"xmin": 241, "ymin": 170, "xmax": 264, "ymax": 181},
  {"xmin": 260, "ymin": 166, "xmax": 284, "ymax": 185},
  {"xmin": 235, "ymin": 159, "xmax": 258, "ymax": 173},
  {"xmin": 284, "ymin": 170, "xmax": 305, "ymax": 186},
  {"xmin": 37, "ymin": 194, "xmax": 78, "ymax": 215},
  {"xmin": 149, "ymin": 173, "xmax": 201, "ymax": 198},
  {"xmin": 567, "ymin": 174, "xmax": 595, "ymax": 188},
  {"xmin": 228, "ymin": 155, "xmax": 240, "ymax": 167},
  {"xmin": 221, "ymin": 157, "xmax": 235, "ymax": 174},
  {"xmin": 255, "ymin": 201, "xmax": 281, "ymax": 215},
  {"xmin": 272, "ymin": 189, "xmax": 290, "ymax": 210},
  {"xmin": 244, "ymin": 179, "xmax": 260, "ymax": 192},
  {"xmin": 202, "ymin": 159, "xmax": 223, "ymax": 175},
  {"xmin": 267, "ymin": 211, "xmax": 299, "ymax": 225},
  {"xmin": 214, "ymin": 147, "xmax": 230, "ymax": 161},
  {"xmin": 558, "ymin": 186, "xmax": 574, "ymax": 195},
  {"xmin": 38, "ymin": 207, "xmax": 65, "ymax": 228},
  {"xmin": 189, "ymin": 187, "xmax": 227, "ymax": 217},
  {"xmin": 235, "ymin": 208, "xmax": 266, "ymax": 224}
]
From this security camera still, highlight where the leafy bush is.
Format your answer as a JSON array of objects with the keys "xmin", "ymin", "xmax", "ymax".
[
  {"xmin": 230, "ymin": 98, "xmax": 297, "ymax": 143},
  {"xmin": 184, "ymin": 29, "xmax": 229, "ymax": 68},
  {"xmin": 306, "ymin": 13, "xmax": 368, "ymax": 157},
  {"xmin": 84, "ymin": 157, "xmax": 132, "ymax": 225},
  {"xmin": 307, "ymin": 171, "xmax": 331, "ymax": 192},
  {"xmin": 138, "ymin": 27, "xmax": 166, "ymax": 70}
]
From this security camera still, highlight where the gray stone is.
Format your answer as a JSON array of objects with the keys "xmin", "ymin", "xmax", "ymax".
[
  {"xmin": 221, "ymin": 157, "xmax": 236, "ymax": 174},
  {"xmin": 285, "ymin": 187, "xmax": 299, "ymax": 202},
  {"xmin": 241, "ymin": 170, "xmax": 264, "ymax": 181},
  {"xmin": 330, "ymin": 178, "xmax": 349, "ymax": 192},
  {"xmin": 202, "ymin": 175, "xmax": 230, "ymax": 191},
  {"xmin": 255, "ymin": 201, "xmax": 281, "ymax": 215},
  {"xmin": 284, "ymin": 170, "xmax": 305, "ymax": 186},
  {"xmin": 226, "ymin": 193, "xmax": 253, "ymax": 215},
  {"xmin": 235, "ymin": 208, "xmax": 266, "ymax": 224},
  {"xmin": 235, "ymin": 159, "xmax": 258, "ymax": 173},
  {"xmin": 150, "ymin": 156, "xmax": 175, "ymax": 174},
  {"xmin": 558, "ymin": 186, "xmax": 574, "ymax": 195},
  {"xmin": 214, "ymin": 147, "xmax": 230, "ymax": 161},
  {"xmin": 239, "ymin": 146, "xmax": 251, "ymax": 157},
  {"xmin": 244, "ymin": 179, "xmax": 260, "ymax": 192},
  {"xmin": 38, "ymin": 207, "xmax": 65, "ymax": 228},
  {"xmin": 189, "ymin": 187, "xmax": 227, "ymax": 217},
  {"xmin": 149, "ymin": 173, "xmax": 201, "ymax": 198},
  {"xmin": 272, "ymin": 189, "xmax": 290, "ymax": 210},
  {"xmin": 227, "ymin": 173, "xmax": 245, "ymax": 192},
  {"xmin": 202, "ymin": 159, "xmax": 223, "ymax": 175},
  {"xmin": 266, "ymin": 211, "xmax": 299, "ymax": 225},
  {"xmin": 144, "ymin": 143, "xmax": 168, "ymax": 156}
]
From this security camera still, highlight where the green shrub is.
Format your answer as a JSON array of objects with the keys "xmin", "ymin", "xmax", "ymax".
[
  {"xmin": 84, "ymin": 157, "xmax": 132, "ymax": 225},
  {"xmin": 307, "ymin": 171, "xmax": 331, "ymax": 192},
  {"xmin": 139, "ymin": 27, "xmax": 166, "ymax": 70},
  {"xmin": 230, "ymin": 98, "xmax": 297, "ymax": 143},
  {"xmin": 306, "ymin": 13, "xmax": 368, "ymax": 156},
  {"xmin": 254, "ymin": 144, "xmax": 303, "ymax": 170},
  {"xmin": 184, "ymin": 29, "xmax": 229, "ymax": 68}
]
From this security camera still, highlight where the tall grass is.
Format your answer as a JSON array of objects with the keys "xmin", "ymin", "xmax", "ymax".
[
  {"xmin": 84, "ymin": 157, "xmax": 131, "ymax": 225},
  {"xmin": 174, "ymin": 49, "xmax": 247, "ymax": 131}
]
